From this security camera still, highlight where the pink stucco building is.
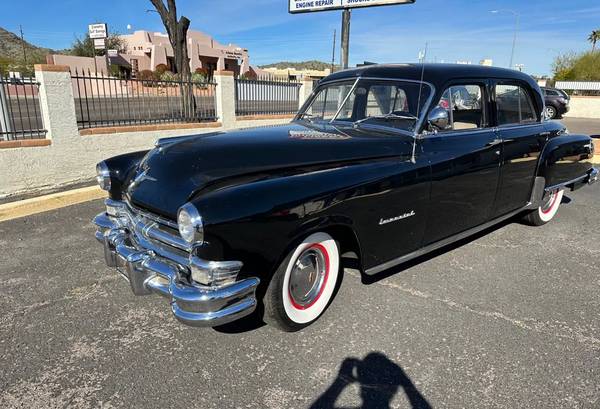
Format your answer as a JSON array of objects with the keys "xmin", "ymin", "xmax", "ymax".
[
  {"xmin": 48, "ymin": 29, "xmax": 250, "ymax": 78},
  {"xmin": 120, "ymin": 30, "xmax": 250, "ymax": 77}
]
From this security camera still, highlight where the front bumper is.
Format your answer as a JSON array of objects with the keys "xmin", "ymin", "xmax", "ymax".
[
  {"xmin": 93, "ymin": 207, "xmax": 259, "ymax": 328},
  {"xmin": 558, "ymin": 103, "xmax": 570, "ymax": 116}
]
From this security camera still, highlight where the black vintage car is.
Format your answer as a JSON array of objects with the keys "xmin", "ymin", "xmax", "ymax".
[{"xmin": 94, "ymin": 64, "xmax": 598, "ymax": 332}]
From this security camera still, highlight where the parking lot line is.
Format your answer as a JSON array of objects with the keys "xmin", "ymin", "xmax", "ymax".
[{"xmin": 0, "ymin": 186, "xmax": 105, "ymax": 222}]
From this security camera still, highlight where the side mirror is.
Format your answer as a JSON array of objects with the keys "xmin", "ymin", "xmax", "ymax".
[{"xmin": 427, "ymin": 107, "xmax": 450, "ymax": 131}]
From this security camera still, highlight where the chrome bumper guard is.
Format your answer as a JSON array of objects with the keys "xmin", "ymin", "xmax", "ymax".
[
  {"xmin": 93, "ymin": 207, "xmax": 259, "ymax": 328},
  {"xmin": 588, "ymin": 167, "xmax": 599, "ymax": 185}
]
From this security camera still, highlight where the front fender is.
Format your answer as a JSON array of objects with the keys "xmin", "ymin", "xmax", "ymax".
[
  {"xmin": 103, "ymin": 150, "xmax": 149, "ymax": 200},
  {"xmin": 537, "ymin": 134, "xmax": 594, "ymax": 190},
  {"xmin": 191, "ymin": 160, "xmax": 400, "ymax": 279}
]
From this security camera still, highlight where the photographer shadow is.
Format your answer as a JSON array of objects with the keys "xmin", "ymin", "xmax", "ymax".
[{"xmin": 311, "ymin": 352, "xmax": 431, "ymax": 409}]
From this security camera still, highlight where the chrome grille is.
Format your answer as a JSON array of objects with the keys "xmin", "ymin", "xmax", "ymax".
[{"xmin": 107, "ymin": 199, "xmax": 191, "ymax": 255}]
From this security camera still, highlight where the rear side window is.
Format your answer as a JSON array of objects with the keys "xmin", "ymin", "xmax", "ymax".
[{"xmin": 496, "ymin": 84, "xmax": 537, "ymax": 125}]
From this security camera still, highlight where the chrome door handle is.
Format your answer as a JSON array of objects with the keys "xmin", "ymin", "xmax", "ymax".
[{"xmin": 487, "ymin": 138, "xmax": 503, "ymax": 147}]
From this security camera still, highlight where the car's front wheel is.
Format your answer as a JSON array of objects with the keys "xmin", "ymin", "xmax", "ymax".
[
  {"xmin": 523, "ymin": 189, "xmax": 564, "ymax": 226},
  {"xmin": 544, "ymin": 105, "xmax": 557, "ymax": 119},
  {"xmin": 263, "ymin": 232, "xmax": 340, "ymax": 332}
]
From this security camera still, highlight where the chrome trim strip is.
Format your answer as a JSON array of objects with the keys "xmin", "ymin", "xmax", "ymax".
[
  {"xmin": 330, "ymin": 78, "xmax": 360, "ymax": 123},
  {"xmin": 365, "ymin": 206, "xmax": 527, "ymax": 276},
  {"xmin": 544, "ymin": 167, "xmax": 599, "ymax": 191},
  {"xmin": 122, "ymin": 199, "xmax": 178, "ymax": 229}
]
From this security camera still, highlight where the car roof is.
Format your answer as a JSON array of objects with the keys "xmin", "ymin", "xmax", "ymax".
[{"xmin": 322, "ymin": 63, "xmax": 539, "ymax": 91}]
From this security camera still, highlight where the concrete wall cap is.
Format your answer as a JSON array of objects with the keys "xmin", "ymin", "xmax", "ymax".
[
  {"xmin": 214, "ymin": 70, "xmax": 234, "ymax": 76},
  {"xmin": 34, "ymin": 64, "xmax": 71, "ymax": 73}
]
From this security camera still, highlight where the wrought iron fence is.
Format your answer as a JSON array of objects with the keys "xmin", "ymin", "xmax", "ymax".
[
  {"xmin": 235, "ymin": 75, "xmax": 301, "ymax": 116},
  {"xmin": 71, "ymin": 70, "xmax": 218, "ymax": 129},
  {"xmin": 0, "ymin": 75, "xmax": 46, "ymax": 141}
]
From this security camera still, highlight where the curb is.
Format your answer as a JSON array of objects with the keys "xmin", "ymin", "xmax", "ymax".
[{"xmin": 0, "ymin": 186, "xmax": 105, "ymax": 222}]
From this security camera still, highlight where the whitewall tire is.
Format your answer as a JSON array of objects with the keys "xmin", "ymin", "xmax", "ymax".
[
  {"xmin": 523, "ymin": 189, "xmax": 564, "ymax": 226},
  {"xmin": 264, "ymin": 232, "xmax": 340, "ymax": 331}
]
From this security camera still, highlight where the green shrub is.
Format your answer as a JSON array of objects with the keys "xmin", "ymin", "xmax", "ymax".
[
  {"xmin": 160, "ymin": 71, "xmax": 176, "ymax": 82},
  {"xmin": 191, "ymin": 72, "xmax": 206, "ymax": 83},
  {"xmin": 137, "ymin": 70, "xmax": 156, "ymax": 81}
]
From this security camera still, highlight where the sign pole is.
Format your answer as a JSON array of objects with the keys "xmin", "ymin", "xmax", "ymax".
[
  {"xmin": 104, "ymin": 41, "xmax": 110, "ymax": 75},
  {"xmin": 341, "ymin": 9, "xmax": 351, "ymax": 69},
  {"xmin": 92, "ymin": 43, "xmax": 98, "ymax": 74}
]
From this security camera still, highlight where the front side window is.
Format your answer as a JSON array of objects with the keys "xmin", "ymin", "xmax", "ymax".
[
  {"xmin": 496, "ymin": 84, "xmax": 537, "ymax": 125},
  {"xmin": 299, "ymin": 79, "xmax": 432, "ymax": 133},
  {"xmin": 436, "ymin": 84, "xmax": 485, "ymax": 131}
]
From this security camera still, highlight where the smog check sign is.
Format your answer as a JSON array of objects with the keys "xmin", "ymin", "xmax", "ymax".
[{"xmin": 289, "ymin": 0, "xmax": 414, "ymax": 14}]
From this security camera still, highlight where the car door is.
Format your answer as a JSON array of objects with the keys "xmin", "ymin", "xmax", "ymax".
[
  {"xmin": 421, "ymin": 80, "xmax": 502, "ymax": 245},
  {"xmin": 490, "ymin": 81, "xmax": 546, "ymax": 217}
]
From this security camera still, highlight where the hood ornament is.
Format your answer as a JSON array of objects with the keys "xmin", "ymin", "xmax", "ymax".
[{"xmin": 128, "ymin": 169, "xmax": 157, "ymax": 193}]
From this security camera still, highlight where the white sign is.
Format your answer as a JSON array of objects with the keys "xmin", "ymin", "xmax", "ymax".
[
  {"xmin": 93, "ymin": 38, "xmax": 106, "ymax": 50},
  {"xmin": 89, "ymin": 23, "xmax": 108, "ymax": 39},
  {"xmin": 107, "ymin": 49, "xmax": 119, "ymax": 57},
  {"xmin": 289, "ymin": 0, "xmax": 414, "ymax": 14}
]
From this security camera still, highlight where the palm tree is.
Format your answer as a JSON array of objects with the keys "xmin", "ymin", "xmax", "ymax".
[{"xmin": 589, "ymin": 30, "xmax": 600, "ymax": 52}]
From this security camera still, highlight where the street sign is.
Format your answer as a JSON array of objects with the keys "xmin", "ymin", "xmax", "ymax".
[
  {"xmin": 93, "ymin": 38, "xmax": 106, "ymax": 50},
  {"xmin": 107, "ymin": 49, "xmax": 118, "ymax": 57},
  {"xmin": 89, "ymin": 23, "xmax": 108, "ymax": 39},
  {"xmin": 289, "ymin": 0, "xmax": 415, "ymax": 14}
]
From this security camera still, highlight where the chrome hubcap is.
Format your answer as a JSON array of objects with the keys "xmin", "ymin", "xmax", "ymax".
[
  {"xmin": 289, "ymin": 247, "xmax": 327, "ymax": 308},
  {"xmin": 541, "ymin": 191, "xmax": 557, "ymax": 213}
]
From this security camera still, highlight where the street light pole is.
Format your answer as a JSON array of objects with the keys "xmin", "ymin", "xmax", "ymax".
[{"xmin": 491, "ymin": 9, "xmax": 520, "ymax": 69}]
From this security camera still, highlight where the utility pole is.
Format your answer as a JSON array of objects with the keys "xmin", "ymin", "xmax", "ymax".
[
  {"xmin": 19, "ymin": 25, "xmax": 27, "ymax": 67},
  {"xmin": 340, "ymin": 9, "xmax": 351, "ymax": 69},
  {"xmin": 331, "ymin": 29, "xmax": 336, "ymax": 73}
]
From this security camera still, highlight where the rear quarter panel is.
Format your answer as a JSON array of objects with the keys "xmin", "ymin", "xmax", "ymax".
[{"xmin": 537, "ymin": 132, "xmax": 594, "ymax": 189}]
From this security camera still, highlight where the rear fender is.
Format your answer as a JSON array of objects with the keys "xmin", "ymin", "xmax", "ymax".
[{"xmin": 537, "ymin": 134, "xmax": 595, "ymax": 191}]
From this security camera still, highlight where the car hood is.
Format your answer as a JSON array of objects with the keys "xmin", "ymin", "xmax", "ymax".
[{"xmin": 126, "ymin": 122, "xmax": 412, "ymax": 219}]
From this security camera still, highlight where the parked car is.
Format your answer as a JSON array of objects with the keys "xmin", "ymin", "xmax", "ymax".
[
  {"xmin": 541, "ymin": 86, "xmax": 570, "ymax": 119},
  {"xmin": 93, "ymin": 64, "xmax": 598, "ymax": 332}
]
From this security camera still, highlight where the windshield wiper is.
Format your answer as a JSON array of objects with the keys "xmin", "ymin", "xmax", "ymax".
[{"xmin": 353, "ymin": 113, "xmax": 418, "ymax": 126}]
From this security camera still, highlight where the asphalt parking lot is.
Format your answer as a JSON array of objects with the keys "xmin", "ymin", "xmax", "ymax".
[{"xmin": 1, "ymin": 120, "xmax": 599, "ymax": 409}]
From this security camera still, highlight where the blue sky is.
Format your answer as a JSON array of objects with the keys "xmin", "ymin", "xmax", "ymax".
[{"xmin": 2, "ymin": 0, "xmax": 599, "ymax": 75}]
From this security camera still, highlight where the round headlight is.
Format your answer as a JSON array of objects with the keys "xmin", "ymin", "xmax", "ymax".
[
  {"xmin": 177, "ymin": 203, "xmax": 204, "ymax": 244},
  {"xmin": 96, "ymin": 161, "xmax": 111, "ymax": 191}
]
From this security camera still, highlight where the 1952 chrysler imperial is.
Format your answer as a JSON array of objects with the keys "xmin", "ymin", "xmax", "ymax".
[{"xmin": 93, "ymin": 64, "xmax": 598, "ymax": 331}]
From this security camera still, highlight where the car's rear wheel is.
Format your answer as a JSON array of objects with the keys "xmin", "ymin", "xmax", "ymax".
[
  {"xmin": 544, "ymin": 105, "xmax": 557, "ymax": 119},
  {"xmin": 523, "ymin": 189, "xmax": 564, "ymax": 226},
  {"xmin": 263, "ymin": 232, "xmax": 340, "ymax": 332}
]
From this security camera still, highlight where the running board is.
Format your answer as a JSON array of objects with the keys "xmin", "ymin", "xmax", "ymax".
[{"xmin": 364, "ymin": 206, "xmax": 527, "ymax": 276}]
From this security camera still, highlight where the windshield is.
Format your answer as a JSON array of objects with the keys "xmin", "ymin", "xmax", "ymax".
[{"xmin": 297, "ymin": 79, "xmax": 432, "ymax": 133}]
